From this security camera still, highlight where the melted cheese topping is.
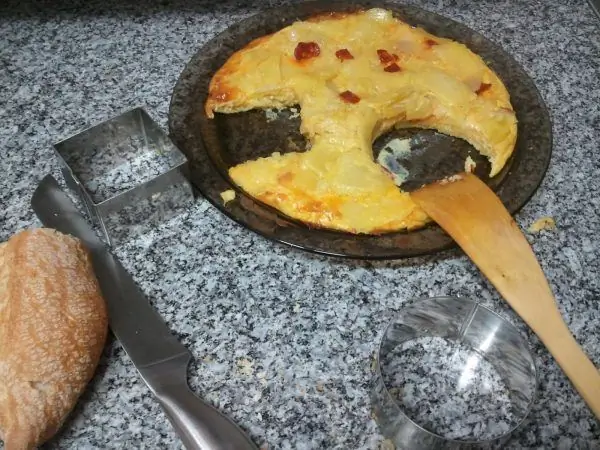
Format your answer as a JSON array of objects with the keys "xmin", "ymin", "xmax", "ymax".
[{"xmin": 206, "ymin": 8, "xmax": 517, "ymax": 233}]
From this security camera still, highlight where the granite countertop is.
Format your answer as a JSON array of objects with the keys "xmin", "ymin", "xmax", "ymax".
[{"xmin": 1, "ymin": 0, "xmax": 599, "ymax": 448}]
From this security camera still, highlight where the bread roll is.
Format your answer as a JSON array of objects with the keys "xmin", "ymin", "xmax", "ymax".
[{"xmin": 0, "ymin": 228, "xmax": 108, "ymax": 449}]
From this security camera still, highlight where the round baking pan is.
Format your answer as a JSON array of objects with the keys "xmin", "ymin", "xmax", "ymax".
[{"xmin": 168, "ymin": 0, "xmax": 552, "ymax": 259}]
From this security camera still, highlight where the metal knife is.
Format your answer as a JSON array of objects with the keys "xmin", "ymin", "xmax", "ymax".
[
  {"xmin": 31, "ymin": 175, "xmax": 258, "ymax": 450},
  {"xmin": 589, "ymin": 0, "xmax": 600, "ymax": 20}
]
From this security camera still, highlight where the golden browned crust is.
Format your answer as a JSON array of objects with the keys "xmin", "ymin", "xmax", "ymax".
[
  {"xmin": 205, "ymin": 66, "xmax": 241, "ymax": 118},
  {"xmin": 0, "ymin": 228, "xmax": 108, "ymax": 450},
  {"xmin": 205, "ymin": 34, "xmax": 274, "ymax": 118}
]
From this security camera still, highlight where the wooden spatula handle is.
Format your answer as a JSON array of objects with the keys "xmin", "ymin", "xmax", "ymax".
[
  {"xmin": 543, "ymin": 317, "xmax": 600, "ymax": 416},
  {"xmin": 411, "ymin": 173, "xmax": 600, "ymax": 418}
]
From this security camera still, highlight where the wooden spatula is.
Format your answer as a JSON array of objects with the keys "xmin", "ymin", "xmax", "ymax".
[{"xmin": 410, "ymin": 172, "xmax": 600, "ymax": 419}]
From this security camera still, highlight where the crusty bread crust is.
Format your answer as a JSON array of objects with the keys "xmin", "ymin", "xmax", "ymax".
[{"xmin": 0, "ymin": 228, "xmax": 108, "ymax": 450}]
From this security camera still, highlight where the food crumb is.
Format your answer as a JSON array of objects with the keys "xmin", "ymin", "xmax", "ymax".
[
  {"xmin": 380, "ymin": 439, "xmax": 396, "ymax": 450},
  {"xmin": 370, "ymin": 354, "xmax": 378, "ymax": 372},
  {"xmin": 316, "ymin": 382, "xmax": 324, "ymax": 392},
  {"xmin": 287, "ymin": 137, "xmax": 301, "ymax": 152},
  {"xmin": 265, "ymin": 108, "xmax": 279, "ymax": 122},
  {"xmin": 377, "ymin": 139, "xmax": 411, "ymax": 186},
  {"xmin": 388, "ymin": 387, "xmax": 400, "ymax": 398},
  {"xmin": 266, "ymin": 107, "xmax": 300, "ymax": 121},
  {"xmin": 440, "ymin": 174, "xmax": 463, "ymax": 184},
  {"xmin": 528, "ymin": 216, "xmax": 556, "ymax": 233},
  {"xmin": 464, "ymin": 155, "xmax": 476, "ymax": 173},
  {"xmin": 236, "ymin": 357, "xmax": 255, "ymax": 376},
  {"xmin": 220, "ymin": 189, "xmax": 236, "ymax": 205},
  {"xmin": 257, "ymin": 371, "xmax": 268, "ymax": 386}
]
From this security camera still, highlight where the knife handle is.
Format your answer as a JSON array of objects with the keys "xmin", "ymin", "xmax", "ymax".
[
  {"xmin": 143, "ymin": 354, "xmax": 258, "ymax": 450},
  {"xmin": 157, "ymin": 387, "xmax": 258, "ymax": 450}
]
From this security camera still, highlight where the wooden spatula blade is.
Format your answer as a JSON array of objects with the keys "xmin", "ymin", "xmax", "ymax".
[
  {"xmin": 411, "ymin": 172, "xmax": 600, "ymax": 418},
  {"xmin": 411, "ymin": 173, "xmax": 551, "ymax": 323}
]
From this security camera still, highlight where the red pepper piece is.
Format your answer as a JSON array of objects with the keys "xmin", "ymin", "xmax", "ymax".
[
  {"xmin": 335, "ymin": 48, "xmax": 354, "ymax": 61},
  {"xmin": 294, "ymin": 42, "xmax": 321, "ymax": 60},
  {"xmin": 377, "ymin": 49, "xmax": 395, "ymax": 64},
  {"xmin": 384, "ymin": 63, "xmax": 402, "ymax": 73},
  {"xmin": 339, "ymin": 90, "xmax": 361, "ymax": 104}
]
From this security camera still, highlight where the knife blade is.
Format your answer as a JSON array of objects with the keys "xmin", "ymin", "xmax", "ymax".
[
  {"xmin": 589, "ymin": 0, "xmax": 600, "ymax": 19},
  {"xmin": 31, "ymin": 175, "xmax": 258, "ymax": 450}
]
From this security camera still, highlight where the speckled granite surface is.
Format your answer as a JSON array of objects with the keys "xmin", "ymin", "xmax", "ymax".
[{"xmin": 1, "ymin": 0, "xmax": 599, "ymax": 448}]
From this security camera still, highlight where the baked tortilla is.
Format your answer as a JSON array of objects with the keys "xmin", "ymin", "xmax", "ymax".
[{"xmin": 206, "ymin": 8, "xmax": 517, "ymax": 233}]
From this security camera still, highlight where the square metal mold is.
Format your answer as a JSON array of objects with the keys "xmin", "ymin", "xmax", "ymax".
[{"xmin": 54, "ymin": 107, "xmax": 194, "ymax": 246}]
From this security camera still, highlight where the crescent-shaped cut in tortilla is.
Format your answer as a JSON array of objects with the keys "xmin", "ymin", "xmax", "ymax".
[{"xmin": 205, "ymin": 8, "xmax": 517, "ymax": 233}]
